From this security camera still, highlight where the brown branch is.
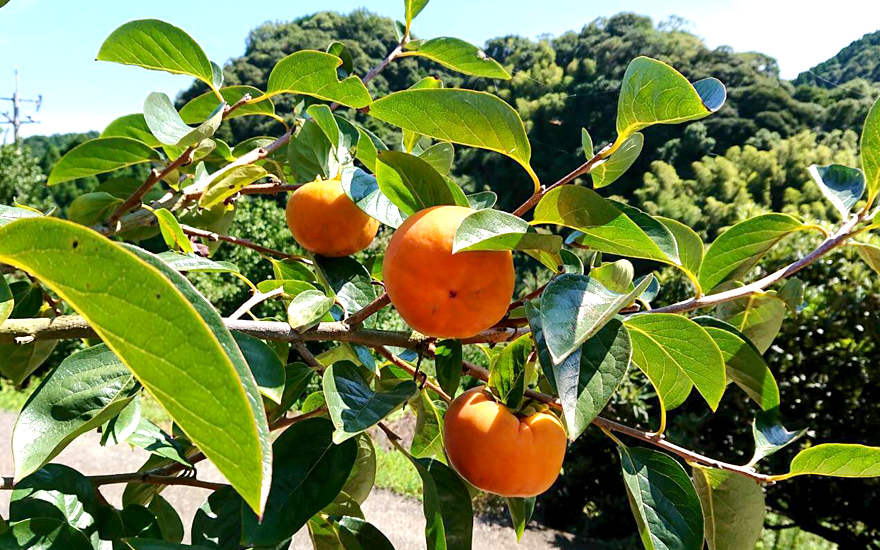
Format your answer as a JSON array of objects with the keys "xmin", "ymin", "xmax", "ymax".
[
  {"xmin": 461, "ymin": 360, "xmax": 772, "ymax": 483},
  {"xmin": 229, "ymin": 287, "xmax": 284, "ymax": 321},
  {"xmin": 512, "ymin": 146, "xmax": 609, "ymax": 218},
  {"xmin": 294, "ymin": 341, "xmax": 326, "ymax": 373},
  {"xmin": 375, "ymin": 346, "xmax": 453, "ymax": 403},
  {"xmin": 238, "ymin": 182, "xmax": 302, "ymax": 195},
  {"xmin": 223, "ymin": 93, "xmax": 252, "ymax": 118},
  {"xmin": 108, "ymin": 146, "xmax": 196, "ymax": 227},
  {"xmin": 269, "ymin": 406, "xmax": 328, "ymax": 430},
  {"xmin": 345, "ymin": 292, "xmax": 390, "ymax": 327},
  {"xmin": 178, "ymin": 223, "xmax": 312, "ymax": 264}
]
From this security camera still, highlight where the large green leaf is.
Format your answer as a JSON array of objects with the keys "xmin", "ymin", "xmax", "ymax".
[
  {"xmin": 533, "ymin": 186, "xmax": 675, "ymax": 263},
  {"xmin": 324, "ymin": 361, "xmax": 418, "ymax": 443},
  {"xmin": 68, "ymin": 192, "xmax": 123, "ymax": 226},
  {"xmin": 47, "ymin": 137, "xmax": 159, "ymax": 185},
  {"xmin": 376, "ymin": 150, "xmax": 457, "ymax": 215},
  {"xmin": 368, "ymin": 88, "xmax": 538, "ymax": 187},
  {"xmin": 0, "ymin": 218, "xmax": 271, "ymax": 514},
  {"xmin": 699, "ymin": 214, "xmax": 806, "ymax": 292},
  {"xmin": 199, "ymin": 165, "xmax": 268, "ymax": 208},
  {"xmin": 242, "ymin": 418, "xmax": 358, "ymax": 546},
  {"xmin": 10, "ymin": 464, "xmax": 100, "ymax": 533},
  {"xmin": 619, "ymin": 445, "xmax": 704, "ymax": 550},
  {"xmin": 625, "ymin": 313, "xmax": 726, "ymax": 411},
  {"xmin": 807, "ymin": 164, "xmax": 865, "ymax": 218},
  {"xmin": 12, "ymin": 345, "xmax": 137, "ymax": 480},
  {"xmin": 180, "ymin": 86, "xmax": 275, "ymax": 123},
  {"xmin": 288, "ymin": 119, "xmax": 335, "ymax": 183},
  {"xmin": 749, "ymin": 409, "xmax": 807, "ymax": 465},
  {"xmin": 405, "ymin": 37, "xmax": 510, "ymax": 79},
  {"xmin": 341, "ymin": 167, "xmax": 406, "ymax": 228},
  {"xmin": 555, "ymin": 319, "xmax": 631, "ymax": 441},
  {"xmin": 434, "ymin": 339, "xmax": 463, "ymax": 397},
  {"xmin": 616, "ymin": 56, "xmax": 725, "ymax": 139},
  {"xmin": 716, "ymin": 292, "xmax": 786, "ymax": 354},
  {"xmin": 126, "ymin": 417, "xmax": 192, "ymax": 466},
  {"xmin": 692, "ymin": 317, "xmax": 778, "ymax": 411},
  {"xmin": 336, "ymin": 517, "xmax": 396, "ymax": 550},
  {"xmin": 97, "ymin": 19, "xmax": 214, "ymax": 85},
  {"xmin": 101, "ymin": 113, "xmax": 162, "ymax": 148},
  {"xmin": 287, "ymin": 290, "xmax": 335, "ymax": 330},
  {"xmin": 143, "ymin": 92, "xmax": 224, "ymax": 148},
  {"xmin": 591, "ymin": 133, "xmax": 644, "ymax": 189},
  {"xmin": 541, "ymin": 273, "xmax": 652, "ymax": 363},
  {"xmin": 488, "ymin": 333, "xmax": 532, "ymax": 409},
  {"xmin": 782, "ymin": 444, "xmax": 880, "ymax": 478},
  {"xmin": 315, "ymin": 256, "xmax": 377, "ymax": 327},
  {"xmin": 191, "ymin": 486, "xmax": 243, "ymax": 549},
  {"xmin": 0, "ymin": 518, "xmax": 92, "ymax": 550},
  {"xmin": 506, "ymin": 497, "xmax": 536, "ymax": 543},
  {"xmin": 404, "ymin": 0, "xmax": 430, "ymax": 34},
  {"xmin": 232, "ymin": 332, "xmax": 284, "ymax": 404},
  {"xmin": 0, "ymin": 276, "xmax": 12, "ymax": 325},
  {"xmin": 452, "ymin": 208, "xmax": 562, "ymax": 254},
  {"xmin": 657, "ymin": 217, "xmax": 704, "ymax": 284},
  {"xmin": 692, "ymin": 466, "xmax": 765, "ymax": 550},
  {"xmin": 861, "ymin": 96, "xmax": 880, "ymax": 205},
  {"xmin": 412, "ymin": 391, "xmax": 448, "ymax": 459},
  {"xmin": 265, "ymin": 50, "xmax": 372, "ymax": 108}
]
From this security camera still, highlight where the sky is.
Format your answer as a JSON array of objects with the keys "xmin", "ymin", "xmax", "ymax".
[{"xmin": 2, "ymin": 0, "xmax": 879, "ymax": 139}]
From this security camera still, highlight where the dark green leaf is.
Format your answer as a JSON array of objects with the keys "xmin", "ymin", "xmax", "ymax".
[
  {"xmin": 434, "ymin": 339, "xmax": 462, "ymax": 397},
  {"xmin": 315, "ymin": 256, "xmax": 377, "ymax": 328},
  {"xmin": 591, "ymin": 133, "xmax": 643, "ymax": 189},
  {"xmin": 452, "ymin": 209, "xmax": 562, "ymax": 254},
  {"xmin": 287, "ymin": 120, "xmax": 334, "ymax": 183},
  {"xmin": 618, "ymin": 445, "xmax": 704, "ymax": 550},
  {"xmin": 126, "ymin": 539, "xmax": 213, "ymax": 550},
  {"xmin": 126, "ymin": 417, "xmax": 192, "ymax": 466},
  {"xmin": 412, "ymin": 392, "xmax": 447, "ymax": 458},
  {"xmin": 336, "ymin": 517, "xmax": 395, "ymax": 550},
  {"xmin": 506, "ymin": 497, "xmax": 535, "ymax": 542},
  {"xmin": 0, "ymin": 518, "xmax": 92, "ymax": 550},
  {"xmin": 101, "ymin": 393, "xmax": 142, "ymax": 446},
  {"xmin": 692, "ymin": 466, "xmax": 765, "ymax": 550},
  {"xmin": 191, "ymin": 486, "xmax": 242, "ymax": 549},
  {"xmin": 488, "ymin": 334, "xmax": 532, "ymax": 409},
  {"xmin": 47, "ymin": 137, "xmax": 160, "ymax": 186},
  {"xmin": 406, "ymin": 37, "xmax": 510, "ymax": 79},
  {"xmin": 807, "ymin": 164, "xmax": 865, "ymax": 218},
  {"xmin": 324, "ymin": 361, "xmax": 418, "ymax": 443},
  {"xmin": 232, "ymin": 332, "xmax": 285, "ymax": 404},
  {"xmin": 148, "ymin": 495, "xmax": 185, "ymax": 544},
  {"xmin": 10, "ymin": 465, "xmax": 99, "ymax": 533},
  {"xmin": 341, "ymin": 167, "xmax": 406, "ymax": 228},
  {"xmin": 266, "ymin": 50, "xmax": 372, "ymax": 108},
  {"xmin": 376, "ymin": 151, "xmax": 457, "ymax": 215}
]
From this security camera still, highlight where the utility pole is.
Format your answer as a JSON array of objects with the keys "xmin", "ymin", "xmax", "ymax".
[{"xmin": 1, "ymin": 69, "xmax": 41, "ymax": 145}]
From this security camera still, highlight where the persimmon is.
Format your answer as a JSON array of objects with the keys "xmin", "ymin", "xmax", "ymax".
[
  {"xmin": 286, "ymin": 177, "xmax": 380, "ymax": 257},
  {"xmin": 382, "ymin": 205, "xmax": 514, "ymax": 338},
  {"xmin": 444, "ymin": 387, "xmax": 567, "ymax": 497}
]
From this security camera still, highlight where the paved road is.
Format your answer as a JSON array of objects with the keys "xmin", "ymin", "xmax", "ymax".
[{"xmin": 0, "ymin": 411, "xmax": 587, "ymax": 549}]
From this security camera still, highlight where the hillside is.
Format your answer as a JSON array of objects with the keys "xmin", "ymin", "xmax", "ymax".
[{"xmin": 794, "ymin": 29, "xmax": 880, "ymax": 87}]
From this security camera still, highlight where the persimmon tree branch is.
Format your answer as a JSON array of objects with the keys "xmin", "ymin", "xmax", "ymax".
[
  {"xmin": 228, "ymin": 286, "xmax": 284, "ymax": 321},
  {"xmin": 511, "ymin": 146, "xmax": 610, "ymax": 218},
  {"xmin": 345, "ymin": 292, "xmax": 391, "ymax": 327},
  {"xmin": 375, "ymin": 345, "xmax": 453, "ymax": 403},
  {"xmin": 178, "ymin": 223, "xmax": 312, "ymax": 264}
]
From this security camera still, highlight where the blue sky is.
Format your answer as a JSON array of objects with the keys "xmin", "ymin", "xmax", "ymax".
[{"xmin": 2, "ymin": 0, "xmax": 879, "ymax": 139}]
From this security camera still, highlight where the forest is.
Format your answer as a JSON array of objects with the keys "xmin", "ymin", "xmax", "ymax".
[{"xmin": 3, "ymin": 9, "xmax": 880, "ymax": 549}]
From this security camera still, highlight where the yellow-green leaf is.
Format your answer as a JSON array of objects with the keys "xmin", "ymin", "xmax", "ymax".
[
  {"xmin": 265, "ymin": 50, "xmax": 372, "ymax": 108},
  {"xmin": 48, "ymin": 137, "xmax": 160, "ymax": 186}
]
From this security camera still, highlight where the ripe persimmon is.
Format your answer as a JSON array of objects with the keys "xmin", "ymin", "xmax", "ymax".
[
  {"xmin": 286, "ymin": 178, "xmax": 380, "ymax": 257},
  {"xmin": 382, "ymin": 205, "xmax": 514, "ymax": 338},
  {"xmin": 444, "ymin": 387, "xmax": 567, "ymax": 497}
]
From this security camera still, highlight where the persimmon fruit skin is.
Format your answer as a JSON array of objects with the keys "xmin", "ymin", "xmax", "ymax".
[
  {"xmin": 444, "ymin": 387, "xmax": 567, "ymax": 497},
  {"xmin": 285, "ymin": 178, "xmax": 380, "ymax": 257},
  {"xmin": 382, "ymin": 205, "xmax": 515, "ymax": 338}
]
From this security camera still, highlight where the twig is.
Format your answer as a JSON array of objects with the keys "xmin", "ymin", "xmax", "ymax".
[
  {"xmin": 90, "ymin": 473, "xmax": 226, "ymax": 492},
  {"xmin": 223, "ymin": 93, "xmax": 252, "ymax": 118},
  {"xmin": 375, "ymin": 346, "xmax": 453, "ymax": 403},
  {"xmin": 269, "ymin": 406, "xmax": 328, "ymax": 430},
  {"xmin": 511, "ymin": 146, "xmax": 609, "ymax": 218},
  {"xmin": 238, "ymin": 182, "xmax": 302, "ymax": 195},
  {"xmin": 294, "ymin": 341, "xmax": 325, "ymax": 373},
  {"xmin": 178, "ymin": 223, "xmax": 312, "ymax": 264},
  {"xmin": 229, "ymin": 287, "xmax": 284, "ymax": 321},
  {"xmin": 346, "ymin": 292, "xmax": 390, "ymax": 327},
  {"xmin": 460, "ymin": 360, "xmax": 772, "ymax": 483},
  {"xmin": 108, "ymin": 146, "xmax": 195, "ymax": 226}
]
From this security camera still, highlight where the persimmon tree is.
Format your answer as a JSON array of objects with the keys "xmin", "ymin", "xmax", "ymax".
[{"xmin": 2, "ymin": 2, "xmax": 880, "ymax": 549}]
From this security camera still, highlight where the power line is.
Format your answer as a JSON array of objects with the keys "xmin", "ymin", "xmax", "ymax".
[{"xmin": 0, "ymin": 68, "xmax": 42, "ymax": 145}]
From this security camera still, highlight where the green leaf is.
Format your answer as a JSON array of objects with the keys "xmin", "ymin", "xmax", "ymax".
[
  {"xmin": 533, "ymin": 186, "xmax": 676, "ymax": 263},
  {"xmin": 506, "ymin": 497, "xmax": 536, "ymax": 542},
  {"xmin": 315, "ymin": 256, "xmax": 377, "ymax": 327},
  {"xmin": 591, "ymin": 133, "xmax": 643, "ymax": 189},
  {"xmin": 191, "ymin": 486, "xmax": 243, "ymax": 549},
  {"xmin": 0, "ymin": 336, "xmax": 56, "ymax": 387},
  {"xmin": 541, "ymin": 273, "xmax": 652, "ymax": 363},
  {"xmin": 265, "ymin": 50, "xmax": 372, "ymax": 108},
  {"xmin": 591, "ymin": 260, "xmax": 634, "ymax": 293},
  {"xmin": 341, "ymin": 167, "xmax": 406, "ymax": 228},
  {"xmin": 0, "ymin": 219, "xmax": 272, "ymax": 512},
  {"xmin": 10, "ymin": 464, "xmax": 100, "ymax": 533},
  {"xmin": 783, "ymin": 444, "xmax": 880, "ymax": 478},
  {"xmin": 616, "ymin": 56, "xmax": 725, "ymax": 139},
  {"xmin": 716, "ymin": 292, "xmax": 786, "ymax": 354},
  {"xmin": 555, "ymin": 318, "xmax": 631, "ymax": 441},
  {"xmin": 307, "ymin": 104, "xmax": 342, "ymax": 150},
  {"xmin": 126, "ymin": 417, "xmax": 192, "ymax": 466},
  {"xmin": 692, "ymin": 466, "xmax": 765, "ymax": 550},
  {"xmin": 488, "ymin": 334, "xmax": 532, "ymax": 409},
  {"xmin": 126, "ymin": 539, "xmax": 213, "ymax": 550},
  {"xmin": 434, "ymin": 339, "xmax": 462, "ymax": 397},
  {"xmin": 0, "ymin": 518, "xmax": 92, "ymax": 550},
  {"xmin": 399, "ymin": 75, "xmax": 441, "ymax": 153},
  {"xmin": 154, "ymin": 251, "xmax": 240, "ymax": 274},
  {"xmin": 288, "ymin": 120, "xmax": 335, "ymax": 183},
  {"xmin": 807, "ymin": 164, "xmax": 865, "ymax": 218},
  {"xmin": 376, "ymin": 150, "xmax": 457, "ymax": 215},
  {"xmin": 657, "ymin": 216, "xmax": 704, "ymax": 283},
  {"xmin": 102, "ymin": 113, "xmax": 162, "ymax": 148},
  {"xmin": 776, "ymin": 278, "xmax": 805, "ymax": 314},
  {"xmin": 860, "ymin": 95, "xmax": 880, "ymax": 205},
  {"xmin": 199, "ymin": 165, "xmax": 268, "ymax": 208},
  {"xmin": 68, "ymin": 192, "xmax": 124, "ymax": 226},
  {"xmin": 406, "ymin": 37, "xmax": 510, "ymax": 79},
  {"xmin": 452, "ymin": 208, "xmax": 562, "ymax": 255},
  {"xmin": 404, "ymin": 0, "xmax": 430, "ymax": 33},
  {"xmin": 412, "ymin": 391, "xmax": 448, "ymax": 458},
  {"xmin": 287, "ymin": 289, "xmax": 335, "ymax": 330},
  {"xmin": 181, "ymin": 85, "xmax": 275, "ymax": 123},
  {"xmin": 324, "ymin": 361, "xmax": 418, "ymax": 443},
  {"xmin": 692, "ymin": 317, "xmax": 779, "ymax": 411},
  {"xmin": 97, "ymin": 19, "xmax": 215, "ymax": 86},
  {"xmin": 618, "ymin": 445, "xmax": 704, "ymax": 550},
  {"xmin": 143, "ymin": 92, "xmax": 224, "ymax": 148},
  {"xmin": 242, "ymin": 418, "xmax": 358, "ymax": 546},
  {"xmin": 11, "ymin": 344, "xmax": 136, "ymax": 479},
  {"xmin": 368, "ymin": 88, "xmax": 538, "ymax": 187},
  {"xmin": 750, "ymin": 409, "xmax": 807, "ymax": 464},
  {"xmin": 466, "ymin": 191, "xmax": 496, "ymax": 210},
  {"xmin": 625, "ymin": 313, "xmax": 726, "ymax": 411},
  {"xmin": 854, "ymin": 242, "xmax": 880, "ymax": 276},
  {"xmin": 343, "ymin": 434, "xmax": 378, "ymax": 504},
  {"xmin": 419, "ymin": 142, "xmax": 455, "ymax": 175},
  {"xmin": 336, "ymin": 517, "xmax": 396, "ymax": 550},
  {"xmin": 699, "ymin": 214, "xmax": 806, "ymax": 292},
  {"xmin": 0, "ymin": 276, "xmax": 11, "ymax": 325},
  {"xmin": 101, "ymin": 392, "xmax": 142, "ymax": 446},
  {"xmin": 47, "ymin": 137, "xmax": 160, "ymax": 185},
  {"xmin": 610, "ymin": 200, "xmax": 680, "ymax": 264},
  {"xmin": 233, "ymin": 332, "xmax": 285, "ymax": 405},
  {"xmin": 153, "ymin": 208, "xmax": 193, "ymax": 254},
  {"xmin": 148, "ymin": 495, "xmax": 185, "ymax": 544}
]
